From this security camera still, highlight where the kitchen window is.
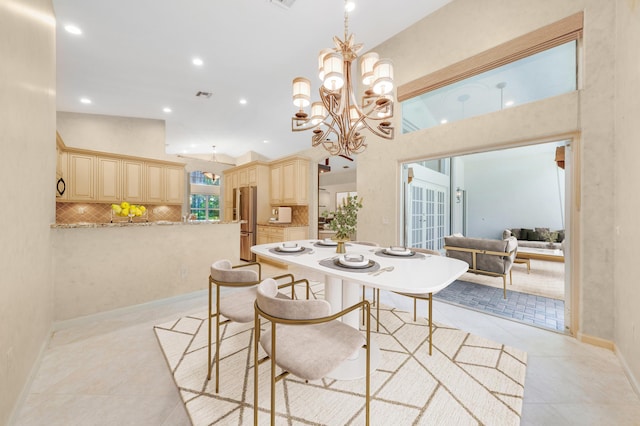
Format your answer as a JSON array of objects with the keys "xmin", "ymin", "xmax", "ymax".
[
  {"xmin": 189, "ymin": 171, "xmax": 220, "ymax": 220},
  {"xmin": 190, "ymin": 194, "xmax": 220, "ymax": 220}
]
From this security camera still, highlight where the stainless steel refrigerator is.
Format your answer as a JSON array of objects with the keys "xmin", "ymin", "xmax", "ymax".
[{"xmin": 238, "ymin": 186, "xmax": 257, "ymax": 261}]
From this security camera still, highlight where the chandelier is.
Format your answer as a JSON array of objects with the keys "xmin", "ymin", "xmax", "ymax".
[{"xmin": 291, "ymin": 0, "xmax": 395, "ymax": 157}]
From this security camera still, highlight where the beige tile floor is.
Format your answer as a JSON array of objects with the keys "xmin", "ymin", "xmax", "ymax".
[{"xmin": 12, "ymin": 264, "xmax": 640, "ymax": 425}]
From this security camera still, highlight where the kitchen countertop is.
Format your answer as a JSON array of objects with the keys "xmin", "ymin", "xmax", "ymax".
[{"xmin": 51, "ymin": 220, "xmax": 231, "ymax": 229}]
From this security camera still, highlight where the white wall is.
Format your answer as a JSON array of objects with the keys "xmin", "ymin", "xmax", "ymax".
[
  {"xmin": 463, "ymin": 143, "xmax": 565, "ymax": 239},
  {"xmin": 0, "ymin": 0, "xmax": 56, "ymax": 423}
]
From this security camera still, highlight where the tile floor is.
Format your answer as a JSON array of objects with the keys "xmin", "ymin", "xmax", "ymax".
[{"xmin": 12, "ymin": 264, "xmax": 640, "ymax": 425}]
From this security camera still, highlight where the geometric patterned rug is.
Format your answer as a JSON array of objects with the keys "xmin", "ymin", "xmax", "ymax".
[{"xmin": 154, "ymin": 294, "xmax": 527, "ymax": 425}]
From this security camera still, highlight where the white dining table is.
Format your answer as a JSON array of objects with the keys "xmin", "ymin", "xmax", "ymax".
[{"xmin": 251, "ymin": 240, "xmax": 469, "ymax": 379}]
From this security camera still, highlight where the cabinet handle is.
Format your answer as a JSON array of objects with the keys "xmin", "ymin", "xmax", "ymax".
[{"xmin": 56, "ymin": 178, "xmax": 66, "ymax": 196}]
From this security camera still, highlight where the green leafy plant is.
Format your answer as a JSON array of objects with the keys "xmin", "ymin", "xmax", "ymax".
[{"xmin": 329, "ymin": 195, "xmax": 363, "ymax": 240}]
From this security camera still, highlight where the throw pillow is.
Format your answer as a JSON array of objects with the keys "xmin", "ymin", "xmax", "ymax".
[
  {"xmin": 549, "ymin": 231, "xmax": 559, "ymax": 243},
  {"xmin": 528, "ymin": 230, "xmax": 542, "ymax": 241},
  {"xmin": 510, "ymin": 228, "xmax": 521, "ymax": 239},
  {"xmin": 520, "ymin": 228, "xmax": 533, "ymax": 240}
]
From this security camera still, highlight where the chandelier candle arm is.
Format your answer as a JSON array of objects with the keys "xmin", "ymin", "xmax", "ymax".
[{"xmin": 290, "ymin": 0, "xmax": 395, "ymax": 158}]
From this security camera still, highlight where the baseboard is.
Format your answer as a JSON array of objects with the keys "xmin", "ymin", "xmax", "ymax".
[
  {"xmin": 52, "ymin": 289, "xmax": 208, "ymax": 331},
  {"xmin": 614, "ymin": 344, "xmax": 640, "ymax": 398},
  {"xmin": 576, "ymin": 331, "xmax": 615, "ymax": 350},
  {"xmin": 7, "ymin": 325, "xmax": 54, "ymax": 426}
]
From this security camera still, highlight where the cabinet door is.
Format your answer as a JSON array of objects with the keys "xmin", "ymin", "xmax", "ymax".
[
  {"xmin": 270, "ymin": 165, "xmax": 282, "ymax": 204},
  {"xmin": 248, "ymin": 167, "xmax": 257, "ymax": 185},
  {"xmin": 165, "ymin": 166, "xmax": 184, "ymax": 204},
  {"xmin": 97, "ymin": 157, "xmax": 121, "ymax": 202},
  {"xmin": 123, "ymin": 160, "xmax": 144, "ymax": 202},
  {"xmin": 238, "ymin": 168, "xmax": 248, "ymax": 187},
  {"xmin": 146, "ymin": 163, "xmax": 164, "ymax": 203},
  {"xmin": 256, "ymin": 226, "xmax": 270, "ymax": 245},
  {"xmin": 284, "ymin": 227, "xmax": 308, "ymax": 241},
  {"xmin": 68, "ymin": 153, "xmax": 95, "ymax": 201},
  {"xmin": 267, "ymin": 228, "xmax": 284, "ymax": 243},
  {"xmin": 281, "ymin": 161, "xmax": 296, "ymax": 203}
]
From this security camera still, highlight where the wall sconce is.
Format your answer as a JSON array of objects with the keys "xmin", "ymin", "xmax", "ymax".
[{"xmin": 456, "ymin": 187, "xmax": 463, "ymax": 203}]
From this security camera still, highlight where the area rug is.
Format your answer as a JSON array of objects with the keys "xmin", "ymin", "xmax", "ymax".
[
  {"xmin": 460, "ymin": 258, "xmax": 565, "ymax": 300},
  {"xmin": 434, "ymin": 280, "xmax": 565, "ymax": 332},
  {"xmin": 154, "ymin": 299, "xmax": 527, "ymax": 425}
]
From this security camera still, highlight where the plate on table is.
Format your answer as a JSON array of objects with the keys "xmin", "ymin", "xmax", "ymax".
[
  {"xmin": 276, "ymin": 243, "xmax": 304, "ymax": 253},
  {"xmin": 337, "ymin": 254, "xmax": 371, "ymax": 268},
  {"xmin": 334, "ymin": 258, "xmax": 375, "ymax": 269},
  {"xmin": 383, "ymin": 247, "xmax": 414, "ymax": 256},
  {"xmin": 317, "ymin": 239, "xmax": 338, "ymax": 246}
]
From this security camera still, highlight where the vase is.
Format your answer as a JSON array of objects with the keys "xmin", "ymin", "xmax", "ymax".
[{"xmin": 334, "ymin": 238, "xmax": 348, "ymax": 254}]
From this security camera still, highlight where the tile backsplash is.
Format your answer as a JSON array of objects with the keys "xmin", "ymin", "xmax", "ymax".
[
  {"xmin": 56, "ymin": 203, "xmax": 182, "ymax": 224},
  {"xmin": 291, "ymin": 205, "xmax": 308, "ymax": 226}
]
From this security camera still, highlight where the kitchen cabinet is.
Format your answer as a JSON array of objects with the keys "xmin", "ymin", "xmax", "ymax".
[
  {"xmin": 146, "ymin": 163, "xmax": 184, "ymax": 204},
  {"xmin": 256, "ymin": 225, "xmax": 308, "ymax": 244},
  {"xmin": 56, "ymin": 141, "xmax": 184, "ymax": 205},
  {"xmin": 97, "ymin": 157, "xmax": 121, "ymax": 202},
  {"xmin": 223, "ymin": 163, "xmax": 270, "ymax": 222},
  {"xmin": 68, "ymin": 152, "xmax": 95, "ymax": 201},
  {"xmin": 165, "ymin": 166, "xmax": 184, "ymax": 203},
  {"xmin": 270, "ymin": 157, "xmax": 309, "ymax": 206},
  {"xmin": 122, "ymin": 160, "xmax": 144, "ymax": 202}
]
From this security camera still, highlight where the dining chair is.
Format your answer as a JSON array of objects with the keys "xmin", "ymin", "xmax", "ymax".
[
  {"xmin": 254, "ymin": 277, "xmax": 371, "ymax": 426},
  {"xmin": 351, "ymin": 241, "xmax": 381, "ymax": 324},
  {"xmin": 208, "ymin": 259, "xmax": 310, "ymax": 393},
  {"xmin": 374, "ymin": 248, "xmax": 441, "ymax": 355}
]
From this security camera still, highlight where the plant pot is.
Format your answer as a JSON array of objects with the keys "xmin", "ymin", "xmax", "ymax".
[{"xmin": 333, "ymin": 238, "xmax": 349, "ymax": 254}]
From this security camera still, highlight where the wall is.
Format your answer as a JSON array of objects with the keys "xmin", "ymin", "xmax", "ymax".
[
  {"xmin": 614, "ymin": 0, "xmax": 640, "ymax": 392},
  {"xmin": 357, "ymin": 0, "xmax": 616, "ymax": 346},
  {"xmin": 463, "ymin": 143, "xmax": 565, "ymax": 239},
  {"xmin": 57, "ymin": 111, "xmax": 171, "ymax": 161},
  {"xmin": 0, "ymin": 0, "xmax": 56, "ymax": 423}
]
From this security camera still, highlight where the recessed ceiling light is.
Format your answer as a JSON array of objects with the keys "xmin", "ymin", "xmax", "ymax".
[
  {"xmin": 345, "ymin": 2, "xmax": 356, "ymax": 12},
  {"xmin": 64, "ymin": 24, "xmax": 82, "ymax": 35},
  {"xmin": 80, "ymin": 97, "xmax": 91, "ymax": 104},
  {"xmin": 440, "ymin": 119, "xmax": 448, "ymax": 124},
  {"xmin": 239, "ymin": 99, "xmax": 247, "ymax": 105},
  {"xmin": 163, "ymin": 107, "xmax": 172, "ymax": 113},
  {"xmin": 263, "ymin": 140, "xmax": 269, "ymax": 144},
  {"xmin": 505, "ymin": 100, "xmax": 515, "ymax": 107},
  {"xmin": 192, "ymin": 57, "xmax": 203, "ymax": 66}
]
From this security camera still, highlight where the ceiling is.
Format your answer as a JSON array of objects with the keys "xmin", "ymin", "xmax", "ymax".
[{"xmin": 53, "ymin": 0, "xmax": 452, "ymax": 163}]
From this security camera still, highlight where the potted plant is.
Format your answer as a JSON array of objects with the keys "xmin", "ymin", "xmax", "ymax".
[{"xmin": 329, "ymin": 195, "xmax": 363, "ymax": 253}]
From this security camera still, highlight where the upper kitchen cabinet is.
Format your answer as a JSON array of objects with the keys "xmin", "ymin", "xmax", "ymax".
[
  {"xmin": 67, "ymin": 152, "xmax": 96, "ymax": 201},
  {"xmin": 122, "ymin": 160, "xmax": 144, "ymax": 202},
  {"xmin": 223, "ymin": 162, "xmax": 270, "ymax": 222},
  {"xmin": 270, "ymin": 157, "xmax": 309, "ymax": 206},
  {"xmin": 56, "ymin": 141, "xmax": 185, "ymax": 205},
  {"xmin": 146, "ymin": 163, "xmax": 185, "ymax": 204},
  {"xmin": 97, "ymin": 156, "xmax": 121, "ymax": 202}
]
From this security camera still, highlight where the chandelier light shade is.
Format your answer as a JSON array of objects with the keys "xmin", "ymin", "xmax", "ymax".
[
  {"xmin": 292, "ymin": 77, "xmax": 311, "ymax": 108},
  {"xmin": 291, "ymin": 0, "xmax": 395, "ymax": 157}
]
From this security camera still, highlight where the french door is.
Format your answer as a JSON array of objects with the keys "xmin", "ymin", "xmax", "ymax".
[{"xmin": 408, "ymin": 180, "xmax": 448, "ymax": 251}]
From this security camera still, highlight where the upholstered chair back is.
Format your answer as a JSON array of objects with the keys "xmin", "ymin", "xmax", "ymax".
[
  {"xmin": 211, "ymin": 259, "xmax": 259, "ymax": 283},
  {"xmin": 256, "ymin": 278, "xmax": 330, "ymax": 320}
]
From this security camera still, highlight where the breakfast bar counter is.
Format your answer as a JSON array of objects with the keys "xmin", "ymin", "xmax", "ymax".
[{"xmin": 51, "ymin": 221, "xmax": 240, "ymax": 321}]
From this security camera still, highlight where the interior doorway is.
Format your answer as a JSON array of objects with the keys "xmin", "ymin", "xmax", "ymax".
[{"xmin": 401, "ymin": 140, "xmax": 570, "ymax": 333}]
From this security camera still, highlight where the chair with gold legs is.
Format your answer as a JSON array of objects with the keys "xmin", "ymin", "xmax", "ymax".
[
  {"xmin": 254, "ymin": 278, "xmax": 371, "ymax": 426},
  {"xmin": 351, "ymin": 241, "xmax": 381, "ymax": 325},
  {"xmin": 373, "ymin": 248, "xmax": 441, "ymax": 355},
  {"xmin": 207, "ymin": 259, "xmax": 309, "ymax": 393}
]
